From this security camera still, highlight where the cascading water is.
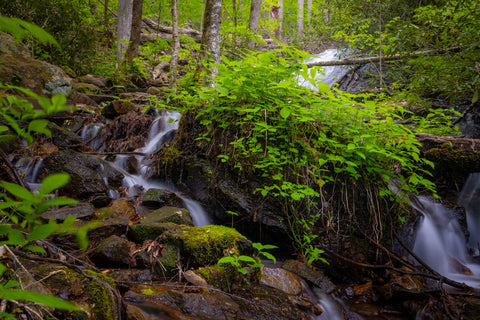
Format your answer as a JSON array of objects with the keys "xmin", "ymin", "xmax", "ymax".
[
  {"xmin": 94, "ymin": 110, "xmax": 212, "ymax": 227},
  {"xmin": 299, "ymin": 49, "xmax": 352, "ymax": 89},
  {"xmin": 412, "ymin": 175, "xmax": 480, "ymax": 288}
]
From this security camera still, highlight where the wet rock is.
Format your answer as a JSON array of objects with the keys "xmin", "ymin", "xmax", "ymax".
[
  {"xmin": 161, "ymin": 225, "xmax": 253, "ymax": 268},
  {"xmin": 282, "ymin": 259, "xmax": 336, "ymax": 294},
  {"xmin": 91, "ymin": 194, "xmax": 112, "ymax": 208},
  {"xmin": 0, "ymin": 33, "xmax": 72, "ymax": 96},
  {"xmin": 129, "ymin": 221, "xmax": 176, "ymax": 243},
  {"xmin": 260, "ymin": 267, "xmax": 304, "ymax": 295},
  {"xmin": 85, "ymin": 93, "xmax": 116, "ymax": 104},
  {"xmin": 135, "ymin": 241, "xmax": 181, "ymax": 277},
  {"xmin": 97, "ymin": 198, "xmax": 137, "ymax": 218},
  {"xmin": 183, "ymin": 270, "xmax": 209, "ymax": 287},
  {"xmin": 73, "ymin": 82, "xmax": 101, "ymax": 93},
  {"xmin": 78, "ymin": 74, "xmax": 112, "ymax": 88},
  {"xmin": 42, "ymin": 203, "xmax": 95, "ymax": 221},
  {"xmin": 39, "ymin": 149, "xmax": 124, "ymax": 199},
  {"xmin": 71, "ymin": 91, "xmax": 99, "ymax": 108},
  {"xmin": 47, "ymin": 122, "xmax": 84, "ymax": 148},
  {"xmin": 146, "ymin": 207, "xmax": 192, "ymax": 225},
  {"xmin": 142, "ymin": 188, "xmax": 184, "ymax": 209},
  {"xmin": 90, "ymin": 235, "xmax": 136, "ymax": 267}
]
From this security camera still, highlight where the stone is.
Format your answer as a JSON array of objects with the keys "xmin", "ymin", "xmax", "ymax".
[
  {"xmin": 183, "ymin": 270, "xmax": 209, "ymax": 287},
  {"xmin": 90, "ymin": 235, "xmax": 136, "ymax": 267},
  {"xmin": 39, "ymin": 149, "xmax": 124, "ymax": 199},
  {"xmin": 142, "ymin": 188, "xmax": 184, "ymax": 209},
  {"xmin": 78, "ymin": 74, "xmax": 112, "ymax": 88},
  {"xmin": 0, "ymin": 33, "xmax": 72, "ymax": 96},
  {"xmin": 42, "ymin": 203, "xmax": 95, "ymax": 221},
  {"xmin": 282, "ymin": 259, "xmax": 336, "ymax": 294},
  {"xmin": 260, "ymin": 267, "xmax": 304, "ymax": 295}
]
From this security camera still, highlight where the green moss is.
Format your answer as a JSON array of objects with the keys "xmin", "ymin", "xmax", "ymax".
[
  {"xmin": 195, "ymin": 265, "xmax": 234, "ymax": 291},
  {"xmin": 83, "ymin": 270, "xmax": 118, "ymax": 320},
  {"xmin": 154, "ymin": 244, "xmax": 181, "ymax": 277},
  {"xmin": 165, "ymin": 225, "xmax": 250, "ymax": 267},
  {"xmin": 425, "ymin": 145, "xmax": 480, "ymax": 186},
  {"xmin": 129, "ymin": 222, "xmax": 176, "ymax": 242}
]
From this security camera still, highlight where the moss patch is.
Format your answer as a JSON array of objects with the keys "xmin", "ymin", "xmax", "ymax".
[{"xmin": 164, "ymin": 225, "xmax": 251, "ymax": 267}]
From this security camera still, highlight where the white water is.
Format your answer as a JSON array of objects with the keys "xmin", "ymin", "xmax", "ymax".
[
  {"xmin": 299, "ymin": 49, "xmax": 352, "ymax": 89},
  {"xmin": 412, "ymin": 178, "xmax": 480, "ymax": 288},
  {"xmin": 458, "ymin": 172, "xmax": 480, "ymax": 252},
  {"xmin": 101, "ymin": 110, "xmax": 212, "ymax": 227}
]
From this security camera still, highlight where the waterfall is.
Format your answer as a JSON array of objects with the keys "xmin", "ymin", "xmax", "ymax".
[
  {"xmin": 299, "ymin": 49, "xmax": 352, "ymax": 89},
  {"xmin": 104, "ymin": 110, "xmax": 212, "ymax": 227},
  {"xmin": 412, "ymin": 176, "xmax": 480, "ymax": 288}
]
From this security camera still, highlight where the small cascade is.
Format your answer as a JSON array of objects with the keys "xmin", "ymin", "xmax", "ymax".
[
  {"xmin": 80, "ymin": 123, "xmax": 104, "ymax": 150},
  {"xmin": 412, "ymin": 187, "xmax": 480, "ymax": 288},
  {"xmin": 101, "ymin": 110, "xmax": 212, "ymax": 227},
  {"xmin": 458, "ymin": 172, "xmax": 480, "ymax": 252},
  {"xmin": 15, "ymin": 157, "xmax": 43, "ymax": 184},
  {"xmin": 300, "ymin": 49, "xmax": 352, "ymax": 89}
]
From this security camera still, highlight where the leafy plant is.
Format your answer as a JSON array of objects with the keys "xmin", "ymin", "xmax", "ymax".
[
  {"xmin": 193, "ymin": 45, "xmax": 436, "ymax": 261},
  {"xmin": 0, "ymin": 173, "xmax": 81, "ymax": 312},
  {"xmin": 0, "ymin": 16, "xmax": 59, "ymax": 47},
  {"xmin": 0, "ymin": 84, "xmax": 71, "ymax": 145},
  {"xmin": 217, "ymin": 242, "xmax": 277, "ymax": 275}
]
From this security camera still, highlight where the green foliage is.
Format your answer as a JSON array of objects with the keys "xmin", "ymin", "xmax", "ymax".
[
  {"xmin": 0, "ymin": 84, "xmax": 70, "ymax": 145},
  {"xmin": 194, "ymin": 45, "xmax": 435, "ymax": 259},
  {"xmin": 0, "ymin": 173, "xmax": 81, "ymax": 312},
  {"xmin": 217, "ymin": 242, "xmax": 277, "ymax": 275},
  {"xmin": 0, "ymin": 16, "xmax": 59, "ymax": 47}
]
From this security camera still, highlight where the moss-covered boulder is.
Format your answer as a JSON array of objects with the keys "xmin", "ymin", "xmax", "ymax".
[{"xmin": 162, "ymin": 225, "xmax": 253, "ymax": 268}]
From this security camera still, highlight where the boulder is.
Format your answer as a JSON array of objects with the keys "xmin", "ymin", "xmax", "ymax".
[
  {"xmin": 142, "ymin": 188, "xmax": 184, "ymax": 209},
  {"xmin": 90, "ymin": 235, "xmax": 137, "ymax": 267},
  {"xmin": 39, "ymin": 149, "xmax": 124, "ymax": 199},
  {"xmin": 42, "ymin": 203, "xmax": 95, "ymax": 221},
  {"xmin": 0, "ymin": 32, "xmax": 72, "ymax": 96}
]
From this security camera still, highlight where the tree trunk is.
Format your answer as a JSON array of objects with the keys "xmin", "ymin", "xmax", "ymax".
[
  {"xmin": 117, "ymin": 0, "xmax": 133, "ymax": 60},
  {"xmin": 297, "ymin": 0, "xmax": 304, "ymax": 36},
  {"xmin": 305, "ymin": 47, "xmax": 463, "ymax": 67},
  {"xmin": 125, "ymin": 0, "xmax": 143, "ymax": 64},
  {"xmin": 248, "ymin": 0, "xmax": 262, "ymax": 32},
  {"xmin": 196, "ymin": 0, "xmax": 223, "ymax": 85},
  {"xmin": 271, "ymin": 0, "xmax": 283, "ymax": 41},
  {"xmin": 170, "ymin": 0, "xmax": 180, "ymax": 90},
  {"xmin": 306, "ymin": 0, "xmax": 312, "ymax": 27}
]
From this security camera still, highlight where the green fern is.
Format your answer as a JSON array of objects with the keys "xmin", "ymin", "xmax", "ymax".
[{"xmin": 0, "ymin": 16, "xmax": 59, "ymax": 47}]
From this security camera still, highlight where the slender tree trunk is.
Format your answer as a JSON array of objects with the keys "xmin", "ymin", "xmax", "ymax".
[
  {"xmin": 117, "ymin": 0, "xmax": 133, "ymax": 60},
  {"xmin": 249, "ymin": 0, "xmax": 262, "ymax": 32},
  {"xmin": 306, "ymin": 0, "xmax": 312, "ymax": 27},
  {"xmin": 196, "ymin": 0, "xmax": 223, "ymax": 85},
  {"xmin": 297, "ymin": 0, "xmax": 304, "ymax": 36},
  {"xmin": 272, "ymin": 0, "xmax": 283, "ymax": 41},
  {"xmin": 170, "ymin": 0, "xmax": 180, "ymax": 90},
  {"xmin": 125, "ymin": 0, "xmax": 143, "ymax": 64}
]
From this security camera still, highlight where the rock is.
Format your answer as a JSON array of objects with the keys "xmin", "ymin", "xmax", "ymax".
[
  {"xmin": 260, "ymin": 267, "xmax": 304, "ymax": 295},
  {"xmin": 73, "ymin": 82, "xmax": 100, "ymax": 93},
  {"xmin": 129, "ymin": 221, "xmax": 176, "ymax": 243},
  {"xmin": 142, "ymin": 188, "xmax": 184, "ymax": 209},
  {"xmin": 42, "ymin": 203, "xmax": 95, "ymax": 221},
  {"xmin": 146, "ymin": 86, "xmax": 163, "ymax": 96},
  {"xmin": 183, "ymin": 270, "xmax": 209, "ymax": 287},
  {"xmin": 47, "ymin": 122, "xmax": 84, "ymax": 148},
  {"xmin": 78, "ymin": 74, "xmax": 112, "ymax": 88},
  {"xmin": 0, "ymin": 32, "xmax": 72, "ymax": 96},
  {"xmin": 145, "ymin": 207, "xmax": 192, "ymax": 225},
  {"xmin": 97, "ymin": 198, "xmax": 136, "ymax": 219},
  {"xmin": 282, "ymin": 259, "xmax": 336, "ymax": 294},
  {"xmin": 84, "ymin": 93, "xmax": 116, "ymax": 104},
  {"xmin": 39, "ymin": 149, "xmax": 124, "ymax": 199},
  {"xmin": 161, "ymin": 225, "xmax": 253, "ymax": 268},
  {"xmin": 102, "ymin": 99, "xmax": 138, "ymax": 118},
  {"xmin": 90, "ymin": 235, "xmax": 137, "ymax": 267}
]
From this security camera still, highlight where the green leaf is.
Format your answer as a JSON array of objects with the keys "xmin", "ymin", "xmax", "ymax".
[
  {"xmin": 0, "ymin": 181, "xmax": 33, "ymax": 201},
  {"xmin": 25, "ymin": 245, "xmax": 47, "ymax": 254},
  {"xmin": 259, "ymin": 252, "xmax": 277, "ymax": 263},
  {"xmin": 472, "ymin": 89, "xmax": 479, "ymax": 104},
  {"xmin": 39, "ymin": 173, "xmax": 71, "ymax": 194},
  {"xmin": 76, "ymin": 221, "xmax": 98, "ymax": 251},
  {"xmin": 279, "ymin": 107, "xmax": 291, "ymax": 119},
  {"xmin": 217, "ymin": 256, "xmax": 236, "ymax": 265},
  {"xmin": 0, "ymin": 287, "xmax": 79, "ymax": 310},
  {"xmin": 237, "ymin": 255, "xmax": 257, "ymax": 264},
  {"xmin": 0, "ymin": 229, "xmax": 25, "ymax": 246},
  {"xmin": 27, "ymin": 220, "xmax": 57, "ymax": 242},
  {"xmin": 28, "ymin": 119, "xmax": 51, "ymax": 137},
  {"xmin": 36, "ymin": 197, "xmax": 77, "ymax": 214}
]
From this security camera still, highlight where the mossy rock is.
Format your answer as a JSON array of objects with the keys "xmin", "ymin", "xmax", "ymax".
[
  {"xmin": 142, "ymin": 188, "xmax": 184, "ymax": 209},
  {"xmin": 195, "ymin": 264, "xmax": 256, "ymax": 291},
  {"xmin": 424, "ymin": 144, "xmax": 480, "ymax": 186},
  {"xmin": 162, "ymin": 225, "xmax": 253, "ymax": 267},
  {"xmin": 21, "ymin": 261, "xmax": 119, "ymax": 320},
  {"xmin": 128, "ymin": 221, "xmax": 177, "ymax": 243}
]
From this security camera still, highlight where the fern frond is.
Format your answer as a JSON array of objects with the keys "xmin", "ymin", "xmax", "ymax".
[{"xmin": 0, "ymin": 16, "xmax": 59, "ymax": 48}]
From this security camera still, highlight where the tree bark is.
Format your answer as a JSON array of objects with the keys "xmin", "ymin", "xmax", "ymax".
[
  {"xmin": 142, "ymin": 18, "xmax": 201, "ymax": 42},
  {"xmin": 297, "ymin": 0, "xmax": 304, "ymax": 36},
  {"xmin": 125, "ymin": 0, "xmax": 143, "ymax": 64},
  {"xmin": 271, "ymin": 0, "xmax": 283, "ymax": 41},
  {"xmin": 170, "ymin": 0, "xmax": 180, "ymax": 90},
  {"xmin": 306, "ymin": 0, "xmax": 312, "ymax": 26},
  {"xmin": 248, "ymin": 0, "xmax": 262, "ymax": 32},
  {"xmin": 117, "ymin": 0, "xmax": 133, "ymax": 60},
  {"xmin": 305, "ymin": 47, "xmax": 463, "ymax": 67},
  {"xmin": 196, "ymin": 0, "xmax": 223, "ymax": 85}
]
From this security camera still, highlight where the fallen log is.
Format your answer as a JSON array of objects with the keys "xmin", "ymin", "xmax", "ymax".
[
  {"xmin": 142, "ymin": 18, "xmax": 201, "ymax": 42},
  {"xmin": 414, "ymin": 133, "xmax": 480, "ymax": 153},
  {"xmin": 305, "ymin": 47, "xmax": 463, "ymax": 67}
]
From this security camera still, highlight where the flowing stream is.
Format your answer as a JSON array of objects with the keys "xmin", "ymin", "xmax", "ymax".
[
  {"xmin": 299, "ymin": 49, "xmax": 352, "ymax": 89},
  {"xmin": 412, "ymin": 173, "xmax": 480, "ymax": 288},
  {"xmin": 96, "ymin": 110, "xmax": 212, "ymax": 227}
]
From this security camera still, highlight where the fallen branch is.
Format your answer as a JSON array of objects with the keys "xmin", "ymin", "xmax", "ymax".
[{"xmin": 305, "ymin": 47, "xmax": 463, "ymax": 67}]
